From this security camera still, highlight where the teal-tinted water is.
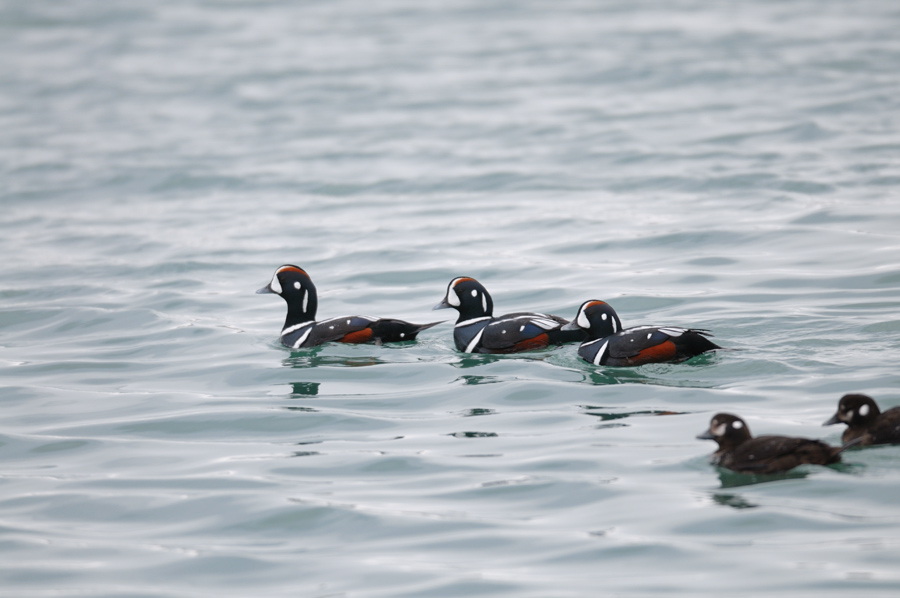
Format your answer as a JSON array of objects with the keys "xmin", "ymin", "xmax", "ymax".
[{"xmin": 3, "ymin": 1, "xmax": 900, "ymax": 596}]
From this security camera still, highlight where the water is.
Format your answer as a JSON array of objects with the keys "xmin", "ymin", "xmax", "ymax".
[{"xmin": 2, "ymin": 0, "xmax": 900, "ymax": 595}]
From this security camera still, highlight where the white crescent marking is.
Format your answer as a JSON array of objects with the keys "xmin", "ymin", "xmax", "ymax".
[
  {"xmin": 465, "ymin": 328, "xmax": 485, "ymax": 353},
  {"xmin": 592, "ymin": 341, "xmax": 608, "ymax": 366},
  {"xmin": 291, "ymin": 327, "xmax": 312, "ymax": 349},
  {"xmin": 448, "ymin": 289, "xmax": 460, "ymax": 307},
  {"xmin": 576, "ymin": 309, "xmax": 590, "ymax": 329},
  {"xmin": 269, "ymin": 273, "xmax": 282, "ymax": 294}
]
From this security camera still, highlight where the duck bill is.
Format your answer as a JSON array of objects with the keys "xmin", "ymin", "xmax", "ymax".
[
  {"xmin": 256, "ymin": 285, "xmax": 275, "ymax": 295},
  {"xmin": 560, "ymin": 321, "xmax": 580, "ymax": 331},
  {"xmin": 696, "ymin": 430, "xmax": 715, "ymax": 440},
  {"xmin": 822, "ymin": 413, "xmax": 840, "ymax": 426},
  {"xmin": 433, "ymin": 298, "xmax": 451, "ymax": 310}
]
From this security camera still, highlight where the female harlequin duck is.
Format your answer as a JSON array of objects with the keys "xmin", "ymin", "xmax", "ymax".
[
  {"xmin": 433, "ymin": 277, "xmax": 586, "ymax": 353},
  {"xmin": 697, "ymin": 413, "xmax": 843, "ymax": 474},
  {"xmin": 561, "ymin": 300, "xmax": 720, "ymax": 367},
  {"xmin": 258, "ymin": 265, "xmax": 441, "ymax": 349},
  {"xmin": 823, "ymin": 393, "xmax": 900, "ymax": 446}
]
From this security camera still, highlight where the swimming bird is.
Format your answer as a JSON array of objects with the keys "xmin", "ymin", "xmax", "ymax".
[
  {"xmin": 697, "ymin": 413, "xmax": 843, "ymax": 474},
  {"xmin": 258, "ymin": 265, "xmax": 441, "ymax": 349},
  {"xmin": 561, "ymin": 300, "xmax": 720, "ymax": 367},
  {"xmin": 433, "ymin": 276, "xmax": 585, "ymax": 353},
  {"xmin": 823, "ymin": 393, "xmax": 900, "ymax": 446}
]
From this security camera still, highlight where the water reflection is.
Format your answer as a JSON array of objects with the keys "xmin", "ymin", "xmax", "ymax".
[
  {"xmin": 462, "ymin": 408, "xmax": 496, "ymax": 417},
  {"xmin": 282, "ymin": 348, "xmax": 384, "ymax": 369},
  {"xmin": 289, "ymin": 382, "xmax": 320, "ymax": 397},
  {"xmin": 578, "ymin": 362, "xmax": 719, "ymax": 389},
  {"xmin": 711, "ymin": 493, "xmax": 758, "ymax": 509},
  {"xmin": 580, "ymin": 406, "xmax": 684, "ymax": 421},
  {"xmin": 451, "ymin": 354, "xmax": 501, "ymax": 369},
  {"xmin": 716, "ymin": 469, "xmax": 811, "ymax": 488},
  {"xmin": 711, "ymin": 462, "xmax": 859, "ymax": 488},
  {"xmin": 454, "ymin": 375, "xmax": 502, "ymax": 385}
]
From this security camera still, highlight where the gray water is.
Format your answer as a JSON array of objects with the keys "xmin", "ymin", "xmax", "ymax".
[{"xmin": 3, "ymin": 1, "xmax": 900, "ymax": 596}]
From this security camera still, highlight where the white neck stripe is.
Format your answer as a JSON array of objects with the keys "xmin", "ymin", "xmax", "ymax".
[
  {"xmin": 456, "ymin": 316, "xmax": 492, "ymax": 328},
  {"xmin": 282, "ymin": 322, "xmax": 314, "ymax": 335}
]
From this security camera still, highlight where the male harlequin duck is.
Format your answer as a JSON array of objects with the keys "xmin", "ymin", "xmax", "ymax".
[
  {"xmin": 433, "ymin": 277, "xmax": 586, "ymax": 353},
  {"xmin": 697, "ymin": 413, "xmax": 843, "ymax": 474},
  {"xmin": 824, "ymin": 393, "xmax": 900, "ymax": 446},
  {"xmin": 258, "ymin": 265, "xmax": 441, "ymax": 349},
  {"xmin": 561, "ymin": 300, "xmax": 720, "ymax": 367}
]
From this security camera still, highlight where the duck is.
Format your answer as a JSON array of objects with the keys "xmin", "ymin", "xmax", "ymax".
[
  {"xmin": 258, "ymin": 265, "xmax": 441, "ymax": 349},
  {"xmin": 697, "ymin": 412, "xmax": 843, "ymax": 474},
  {"xmin": 823, "ymin": 393, "xmax": 900, "ymax": 446},
  {"xmin": 433, "ymin": 276, "xmax": 585, "ymax": 353},
  {"xmin": 561, "ymin": 300, "xmax": 720, "ymax": 367}
]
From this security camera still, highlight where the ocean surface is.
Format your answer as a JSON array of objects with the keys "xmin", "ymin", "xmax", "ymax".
[{"xmin": 2, "ymin": 0, "xmax": 900, "ymax": 596}]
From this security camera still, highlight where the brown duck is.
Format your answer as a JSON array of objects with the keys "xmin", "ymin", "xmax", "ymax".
[
  {"xmin": 824, "ymin": 393, "xmax": 900, "ymax": 446},
  {"xmin": 697, "ymin": 413, "xmax": 843, "ymax": 474}
]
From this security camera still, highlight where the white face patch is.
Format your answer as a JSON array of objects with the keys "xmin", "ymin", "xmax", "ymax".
[
  {"xmin": 481, "ymin": 293, "xmax": 487, "ymax": 312},
  {"xmin": 520, "ymin": 325, "xmax": 525, "ymax": 332},
  {"xmin": 400, "ymin": 333, "xmax": 405, "ymax": 338},
  {"xmin": 301, "ymin": 289, "xmax": 308, "ymax": 312},
  {"xmin": 445, "ymin": 278, "xmax": 466, "ymax": 307},
  {"xmin": 611, "ymin": 317, "xmax": 617, "ymax": 333},
  {"xmin": 576, "ymin": 308, "xmax": 590, "ymax": 329},
  {"xmin": 647, "ymin": 333, "xmax": 653, "ymax": 339},
  {"xmin": 713, "ymin": 423, "xmax": 727, "ymax": 436},
  {"xmin": 293, "ymin": 281, "xmax": 301, "ymax": 290},
  {"xmin": 859, "ymin": 404, "xmax": 870, "ymax": 417},
  {"xmin": 269, "ymin": 273, "xmax": 283, "ymax": 295},
  {"xmin": 447, "ymin": 287, "xmax": 461, "ymax": 307},
  {"xmin": 732, "ymin": 420, "xmax": 743, "ymax": 430},
  {"xmin": 471, "ymin": 289, "xmax": 478, "ymax": 297}
]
